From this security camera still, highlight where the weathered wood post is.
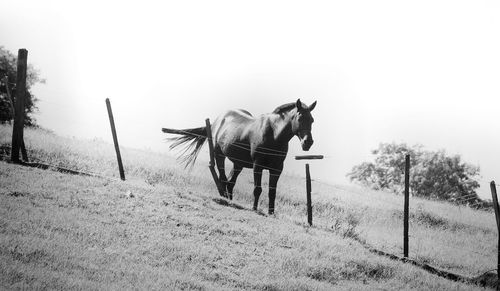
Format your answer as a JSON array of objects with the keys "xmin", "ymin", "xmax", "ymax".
[
  {"xmin": 404, "ymin": 154, "xmax": 410, "ymax": 258},
  {"xmin": 296, "ymin": 155, "xmax": 324, "ymax": 226},
  {"xmin": 490, "ymin": 181, "xmax": 500, "ymax": 287},
  {"xmin": 105, "ymin": 98, "xmax": 125, "ymax": 180},
  {"xmin": 11, "ymin": 49, "xmax": 28, "ymax": 163},
  {"xmin": 305, "ymin": 163, "xmax": 312, "ymax": 225},
  {"xmin": 205, "ymin": 118, "xmax": 224, "ymax": 197},
  {"xmin": 3, "ymin": 76, "xmax": 28, "ymax": 161},
  {"xmin": 5, "ymin": 79, "xmax": 29, "ymax": 162}
]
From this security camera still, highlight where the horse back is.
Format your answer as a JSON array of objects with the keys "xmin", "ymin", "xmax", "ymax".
[
  {"xmin": 214, "ymin": 109, "xmax": 254, "ymax": 142},
  {"xmin": 214, "ymin": 109, "xmax": 287, "ymax": 169}
]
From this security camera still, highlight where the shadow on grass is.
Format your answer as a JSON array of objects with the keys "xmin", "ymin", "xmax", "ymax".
[
  {"xmin": 0, "ymin": 145, "xmax": 100, "ymax": 178},
  {"xmin": 212, "ymin": 197, "xmax": 267, "ymax": 216}
]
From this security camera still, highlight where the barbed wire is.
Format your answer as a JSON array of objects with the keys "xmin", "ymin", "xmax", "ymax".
[
  {"xmin": 3, "ymin": 139, "xmax": 498, "ymax": 280},
  {"xmin": 321, "ymin": 183, "xmax": 403, "ymax": 209},
  {"xmin": 0, "ymin": 152, "xmax": 121, "ymax": 181},
  {"xmin": 452, "ymin": 194, "xmax": 481, "ymax": 203},
  {"xmin": 0, "ymin": 77, "xmax": 16, "ymax": 87},
  {"xmin": 227, "ymin": 141, "xmax": 287, "ymax": 157},
  {"xmin": 416, "ymin": 235, "xmax": 494, "ymax": 259},
  {"xmin": 216, "ymin": 153, "xmax": 284, "ymax": 175},
  {"xmin": 39, "ymin": 99, "xmax": 104, "ymax": 112},
  {"xmin": 1, "ymin": 98, "xmax": 97, "ymax": 132},
  {"xmin": 6, "ymin": 95, "xmax": 327, "ymax": 159},
  {"xmin": 7, "ymin": 95, "xmax": 500, "ymax": 275},
  {"xmin": 452, "ymin": 198, "xmax": 477, "ymax": 204},
  {"xmin": 411, "ymin": 241, "xmax": 497, "ymax": 281},
  {"xmin": 165, "ymin": 127, "xmax": 322, "ymax": 157},
  {"xmin": 175, "ymin": 127, "xmax": 289, "ymax": 154},
  {"xmin": 477, "ymin": 177, "xmax": 500, "ymax": 188}
]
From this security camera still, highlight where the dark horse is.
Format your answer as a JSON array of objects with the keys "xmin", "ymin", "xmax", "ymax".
[{"xmin": 162, "ymin": 99, "xmax": 317, "ymax": 214}]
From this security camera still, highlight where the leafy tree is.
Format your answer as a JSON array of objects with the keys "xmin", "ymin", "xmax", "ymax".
[
  {"xmin": 0, "ymin": 46, "xmax": 44, "ymax": 126},
  {"xmin": 347, "ymin": 143, "xmax": 482, "ymax": 205}
]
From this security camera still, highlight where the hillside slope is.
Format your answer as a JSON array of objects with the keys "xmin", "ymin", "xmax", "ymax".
[
  {"xmin": 0, "ymin": 124, "xmax": 496, "ymax": 289},
  {"xmin": 0, "ymin": 161, "xmax": 482, "ymax": 290}
]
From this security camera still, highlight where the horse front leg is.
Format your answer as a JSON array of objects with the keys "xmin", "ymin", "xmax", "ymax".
[
  {"xmin": 268, "ymin": 168, "xmax": 282, "ymax": 215},
  {"xmin": 252, "ymin": 165, "xmax": 263, "ymax": 211}
]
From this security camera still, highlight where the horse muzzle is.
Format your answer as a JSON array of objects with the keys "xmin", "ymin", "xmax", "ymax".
[{"xmin": 300, "ymin": 137, "xmax": 314, "ymax": 151}]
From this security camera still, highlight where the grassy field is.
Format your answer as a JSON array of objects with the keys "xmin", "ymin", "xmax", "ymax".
[{"xmin": 0, "ymin": 124, "xmax": 496, "ymax": 290}]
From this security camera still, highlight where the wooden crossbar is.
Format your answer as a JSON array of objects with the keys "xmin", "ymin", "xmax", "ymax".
[{"xmin": 295, "ymin": 155, "xmax": 324, "ymax": 160}]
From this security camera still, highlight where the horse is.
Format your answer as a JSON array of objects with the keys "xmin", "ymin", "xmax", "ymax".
[{"xmin": 162, "ymin": 99, "xmax": 317, "ymax": 214}]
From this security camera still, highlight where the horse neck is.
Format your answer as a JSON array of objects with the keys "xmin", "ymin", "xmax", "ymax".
[{"xmin": 270, "ymin": 110, "xmax": 296, "ymax": 143}]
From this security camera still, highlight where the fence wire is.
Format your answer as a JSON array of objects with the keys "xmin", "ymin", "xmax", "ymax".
[
  {"xmin": 165, "ymin": 127, "xmax": 330, "ymax": 159},
  {"xmin": 4, "ymin": 93, "xmax": 499, "ymax": 283},
  {"xmin": 0, "ymin": 152, "xmax": 121, "ymax": 182}
]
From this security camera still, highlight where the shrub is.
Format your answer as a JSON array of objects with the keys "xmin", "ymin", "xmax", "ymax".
[{"xmin": 347, "ymin": 143, "xmax": 481, "ymax": 205}]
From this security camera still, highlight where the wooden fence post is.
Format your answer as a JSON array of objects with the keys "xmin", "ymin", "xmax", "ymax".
[
  {"xmin": 306, "ymin": 163, "xmax": 312, "ymax": 226},
  {"xmin": 11, "ymin": 49, "xmax": 28, "ymax": 163},
  {"xmin": 490, "ymin": 181, "xmax": 500, "ymax": 286},
  {"xmin": 295, "ymin": 155, "xmax": 324, "ymax": 226},
  {"xmin": 205, "ymin": 118, "xmax": 224, "ymax": 197},
  {"xmin": 404, "ymin": 154, "xmax": 410, "ymax": 257},
  {"xmin": 3, "ymin": 76, "xmax": 28, "ymax": 162},
  {"xmin": 105, "ymin": 98, "xmax": 125, "ymax": 180}
]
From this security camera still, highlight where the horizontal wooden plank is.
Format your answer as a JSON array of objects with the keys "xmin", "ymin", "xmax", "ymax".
[{"xmin": 295, "ymin": 155, "xmax": 324, "ymax": 160}]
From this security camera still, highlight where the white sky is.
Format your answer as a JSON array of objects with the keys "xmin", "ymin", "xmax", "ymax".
[{"xmin": 2, "ymin": 0, "xmax": 500, "ymax": 198}]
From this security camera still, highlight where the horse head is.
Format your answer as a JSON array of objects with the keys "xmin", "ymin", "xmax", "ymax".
[{"xmin": 292, "ymin": 99, "xmax": 317, "ymax": 151}]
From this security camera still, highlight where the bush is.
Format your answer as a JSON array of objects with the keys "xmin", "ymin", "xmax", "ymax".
[
  {"xmin": 0, "ymin": 46, "xmax": 44, "ymax": 125},
  {"xmin": 347, "ymin": 143, "xmax": 481, "ymax": 205}
]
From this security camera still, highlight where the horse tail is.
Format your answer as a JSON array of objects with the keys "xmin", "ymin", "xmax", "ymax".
[{"xmin": 162, "ymin": 127, "xmax": 208, "ymax": 168}]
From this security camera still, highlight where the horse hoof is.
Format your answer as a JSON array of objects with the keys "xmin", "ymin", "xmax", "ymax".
[{"xmin": 268, "ymin": 209, "xmax": 275, "ymax": 215}]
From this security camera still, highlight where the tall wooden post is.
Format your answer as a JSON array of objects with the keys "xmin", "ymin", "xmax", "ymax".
[
  {"xmin": 404, "ymin": 154, "xmax": 410, "ymax": 257},
  {"xmin": 490, "ymin": 181, "xmax": 500, "ymax": 286},
  {"xmin": 4, "ymin": 75, "xmax": 28, "ymax": 162},
  {"xmin": 11, "ymin": 49, "xmax": 28, "ymax": 163},
  {"xmin": 205, "ymin": 118, "xmax": 224, "ymax": 197},
  {"xmin": 105, "ymin": 98, "xmax": 125, "ymax": 180},
  {"xmin": 295, "ymin": 155, "xmax": 324, "ymax": 226},
  {"xmin": 306, "ymin": 163, "xmax": 312, "ymax": 226}
]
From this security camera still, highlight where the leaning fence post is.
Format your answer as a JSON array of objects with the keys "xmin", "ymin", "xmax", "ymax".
[
  {"xmin": 404, "ymin": 154, "xmax": 410, "ymax": 258},
  {"xmin": 490, "ymin": 181, "xmax": 500, "ymax": 286},
  {"xmin": 205, "ymin": 118, "xmax": 224, "ymax": 197},
  {"xmin": 105, "ymin": 98, "xmax": 125, "ymax": 180},
  {"xmin": 11, "ymin": 49, "xmax": 28, "ymax": 163}
]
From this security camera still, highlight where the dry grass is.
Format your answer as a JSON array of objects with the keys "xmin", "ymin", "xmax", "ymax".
[{"xmin": 0, "ymin": 124, "xmax": 495, "ymax": 289}]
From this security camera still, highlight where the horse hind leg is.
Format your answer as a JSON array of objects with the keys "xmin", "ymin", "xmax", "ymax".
[
  {"xmin": 227, "ymin": 164, "xmax": 243, "ymax": 200},
  {"xmin": 215, "ymin": 149, "xmax": 229, "ymax": 198}
]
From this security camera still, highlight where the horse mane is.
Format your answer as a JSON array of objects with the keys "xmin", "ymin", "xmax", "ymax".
[{"xmin": 272, "ymin": 102, "xmax": 297, "ymax": 114}]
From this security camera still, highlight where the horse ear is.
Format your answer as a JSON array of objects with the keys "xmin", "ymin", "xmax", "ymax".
[
  {"xmin": 309, "ymin": 101, "xmax": 317, "ymax": 112},
  {"xmin": 296, "ymin": 99, "xmax": 303, "ymax": 110}
]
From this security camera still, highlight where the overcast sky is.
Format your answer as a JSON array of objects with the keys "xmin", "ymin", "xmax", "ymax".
[{"xmin": 2, "ymin": 0, "xmax": 500, "ymax": 198}]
